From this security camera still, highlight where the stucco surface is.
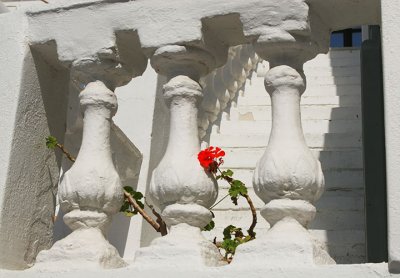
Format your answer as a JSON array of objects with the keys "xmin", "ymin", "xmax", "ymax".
[
  {"xmin": 0, "ymin": 12, "xmax": 66, "ymax": 269},
  {"xmin": 381, "ymin": 0, "xmax": 400, "ymax": 273},
  {"xmin": 0, "ymin": 262, "xmax": 398, "ymax": 278},
  {"xmin": 0, "ymin": 0, "xmax": 387, "ymax": 272}
]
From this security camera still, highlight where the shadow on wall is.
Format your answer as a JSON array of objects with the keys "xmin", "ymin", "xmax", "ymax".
[
  {"xmin": 308, "ymin": 48, "xmax": 365, "ymax": 264},
  {"xmin": 139, "ymin": 74, "xmax": 169, "ymax": 248},
  {"xmin": 0, "ymin": 45, "xmax": 69, "ymax": 270}
]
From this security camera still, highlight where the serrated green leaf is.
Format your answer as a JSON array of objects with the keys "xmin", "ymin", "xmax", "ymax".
[
  {"xmin": 136, "ymin": 200, "xmax": 145, "ymax": 210},
  {"xmin": 221, "ymin": 238, "xmax": 240, "ymax": 255},
  {"xmin": 203, "ymin": 220, "xmax": 215, "ymax": 231},
  {"xmin": 223, "ymin": 225, "xmax": 237, "ymax": 240},
  {"xmin": 45, "ymin": 136, "xmax": 58, "ymax": 149},
  {"xmin": 120, "ymin": 201, "xmax": 130, "ymax": 212},
  {"xmin": 228, "ymin": 180, "xmax": 248, "ymax": 199},
  {"xmin": 123, "ymin": 186, "xmax": 135, "ymax": 195},
  {"xmin": 243, "ymin": 235, "xmax": 252, "ymax": 243},
  {"xmin": 231, "ymin": 196, "xmax": 238, "ymax": 206},
  {"xmin": 133, "ymin": 191, "xmax": 143, "ymax": 200},
  {"xmin": 222, "ymin": 169, "xmax": 234, "ymax": 177}
]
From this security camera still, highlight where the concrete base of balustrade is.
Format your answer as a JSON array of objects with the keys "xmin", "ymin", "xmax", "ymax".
[
  {"xmin": 33, "ymin": 228, "xmax": 127, "ymax": 271},
  {"xmin": 233, "ymin": 217, "xmax": 335, "ymax": 266},
  {"xmin": 1, "ymin": 263, "xmax": 397, "ymax": 278},
  {"xmin": 133, "ymin": 223, "xmax": 226, "ymax": 267}
]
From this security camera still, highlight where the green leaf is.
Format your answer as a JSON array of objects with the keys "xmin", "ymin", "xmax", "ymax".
[
  {"xmin": 133, "ymin": 191, "xmax": 144, "ymax": 200},
  {"xmin": 221, "ymin": 238, "xmax": 240, "ymax": 255},
  {"xmin": 231, "ymin": 196, "xmax": 238, "ymax": 206},
  {"xmin": 223, "ymin": 225, "xmax": 238, "ymax": 240},
  {"xmin": 222, "ymin": 169, "xmax": 234, "ymax": 177},
  {"xmin": 123, "ymin": 186, "xmax": 135, "ymax": 195},
  {"xmin": 136, "ymin": 200, "xmax": 145, "ymax": 210},
  {"xmin": 203, "ymin": 220, "xmax": 215, "ymax": 231},
  {"xmin": 120, "ymin": 201, "xmax": 130, "ymax": 212},
  {"xmin": 45, "ymin": 136, "xmax": 58, "ymax": 149},
  {"xmin": 123, "ymin": 211, "xmax": 136, "ymax": 217},
  {"xmin": 228, "ymin": 180, "xmax": 248, "ymax": 199}
]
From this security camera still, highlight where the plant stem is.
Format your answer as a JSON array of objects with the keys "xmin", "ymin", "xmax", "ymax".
[
  {"xmin": 56, "ymin": 143, "xmax": 76, "ymax": 162},
  {"xmin": 124, "ymin": 191, "xmax": 166, "ymax": 235},
  {"xmin": 144, "ymin": 197, "xmax": 168, "ymax": 236},
  {"xmin": 241, "ymin": 193, "xmax": 257, "ymax": 238},
  {"xmin": 54, "ymin": 140, "xmax": 168, "ymax": 236},
  {"xmin": 210, "ymin": 194, "xmax": 230, "ymax": 210},
  {"xmin": 216, "ymin": 166, "xmax": 257, "ymax": 239}
]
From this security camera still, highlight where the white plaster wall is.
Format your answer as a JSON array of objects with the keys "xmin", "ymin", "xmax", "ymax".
[
  {"xmin": 0, "ymin": 11, "xmax": 69, "ymax": 269},
  {"xmin": 381, "ymin": 0, "xmax": 400, "ymax": 273}
]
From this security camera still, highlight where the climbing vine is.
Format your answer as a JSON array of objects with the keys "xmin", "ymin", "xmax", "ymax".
[
  {"xmin": 46, "ymin": 136, "xmax": 256, "ymax": 262},
  {"xmin": 198, "ymin": 146, "xmax": 257, "ymax": 262}
]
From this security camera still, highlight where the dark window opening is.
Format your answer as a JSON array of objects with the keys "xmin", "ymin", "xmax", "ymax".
[{"xmin": 331, "ymin": 28, "xmax": 362, "ymax": 48}]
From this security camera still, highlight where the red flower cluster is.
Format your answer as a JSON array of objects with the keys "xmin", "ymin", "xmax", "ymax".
[{"xmin": 198, "ymin": 146, "xmax": 225, "ymax": 172}]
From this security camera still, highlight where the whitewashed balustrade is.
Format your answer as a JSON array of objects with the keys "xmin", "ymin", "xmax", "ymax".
[
  {"xmin": 0, "ymin": 0, "xmax": 389, "ymax": 275},
  {"xmin": 198, "ymin": 45, "xmax": 261, "ymax": 140},
  {"xmin": 134, "ymin": 45, "xmax": 226, "ymax": 267},
  {"xmin": 234, "ymin": 42, "xmax": 335, "ymax": 266},
  {"xmin": 35, "ymin": 79, "xmax": 126, "ymax": 269}
]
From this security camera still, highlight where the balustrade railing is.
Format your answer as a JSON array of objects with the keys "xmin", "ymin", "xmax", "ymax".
[
  {"xmin": 199, "ymin": 45, "xmax": 260, "ymax": 140},
  {"xmin": 0, "ymin": 0, "xmax": 390, "ymax": 274}
]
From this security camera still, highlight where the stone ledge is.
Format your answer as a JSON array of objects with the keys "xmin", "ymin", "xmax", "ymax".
[{"xmin": 0, "ymin": 263, "xmax": 398, "ymax": 278}]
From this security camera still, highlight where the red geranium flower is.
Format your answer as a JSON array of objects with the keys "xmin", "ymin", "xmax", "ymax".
[{"xmin": 198, "ymin": 146, "xmax": 225, "ymax": 172}]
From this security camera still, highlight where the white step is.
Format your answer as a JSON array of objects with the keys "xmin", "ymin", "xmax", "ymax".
[
  {"xmin": 316, "ymin": 49, "xmax": 360, "ymax": 59},
  {"xmin": 306, "ymin": 56, "xmax": 360, "ymax": 68},
  {"xmin": 245, "ymin": 83, "xmax": 361, "ymax": 97},
  {"xmin": 210, "ymin": 132, "xmax": 362, "ymax": 149},
  {"xmin": 304, "ymin": 66, "xmax": 361, "ymax": 77},
  {"xmin": 310, "ymin": 210, "xmax": 364, "ymax": 230},
  {"xmin": 220, "ymin": 148, "xmax": 363, "ymax": 170},
  {"xmin": 214, "ymin": 168, "xmax": 364, "ymax": 191},
  {"xmin": 231, "ymin": 106, "xmax": 361, "ymax": 121},
  {"xmin": 307, "ymin": 75, "xmax": 360, "ymax": 86},
  {"xmin": 219, "ymin": 119, "xmax": 362, "ymax": 134},
  {"xmin": 212, "ymin": 187, "xmax": 364, "ymax": 212},
  {"xmin": 236, "ymin": 95, "xmax": 361, "ymax": 107},
  {"xmin": 310, "ymin": 230, "xmax": 365, "ymax": 263}
]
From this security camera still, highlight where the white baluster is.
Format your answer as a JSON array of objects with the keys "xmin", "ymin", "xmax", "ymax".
[
  {"xmin": 35, "ymin": 81, "xmax": 126, "ymax": 269},
  {"xmin": 234, "ymin": 47, "xmax": 335, "ymax": 266},
  {"xmin": 134, "ymin": 45, "xmax": 225, "ymax": 267}
]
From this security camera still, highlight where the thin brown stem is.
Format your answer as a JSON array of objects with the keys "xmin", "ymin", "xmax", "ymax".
[
  {"xmin": 124, "ymin": 191, "xmax": 166, "ymax": 235},
  {"xmin": 144, "ymin": 197, "xmax": 168, "ymax": 236},
  {"xmin": 53, "ymin": 139, "xmax": 167, "ymax": 236},
  {"xmin": 216, "ymin": 166, "xmax": 257, "ymax": 239},
  {"xmin": 41, "ymin": 0, "xmax": 49, "ymax": 3},
  {"xmin": 241, "ymin": 193, "xmax": 257, "ymax": 238},
  {"xmin": 56, "ymin": 143, "xmax": 76, "ymax": 162},
  {"xmin": 209, "ymin": 193, "xmax": 229, "ymax": 210}
]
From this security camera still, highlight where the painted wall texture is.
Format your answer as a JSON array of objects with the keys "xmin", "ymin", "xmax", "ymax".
[{"xmin": 1, "ymin": 0, "xmax": 400, "ymax": 277}]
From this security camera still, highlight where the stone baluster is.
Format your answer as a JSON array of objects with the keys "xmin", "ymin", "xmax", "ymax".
[
  {"xmin": 234, "ymin": 43, "xmax": 335, "ymax": 266},
  {"xmin": 134, "ymin": 45, "xmax": 225, "ymax": 267},
  {"xmin": 35, "ymin": 64, "xmax": 129, "ymax": 270}
]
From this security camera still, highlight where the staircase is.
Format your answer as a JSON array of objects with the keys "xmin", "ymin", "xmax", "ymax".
[{"xmin": 206, "ymin": 48, "xmax": 365, "ymax": 264}]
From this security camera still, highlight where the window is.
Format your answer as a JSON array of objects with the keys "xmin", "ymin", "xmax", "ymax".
[{"xmin": 331, "ymin": 28, "xmax": 362, "ymax": 48}]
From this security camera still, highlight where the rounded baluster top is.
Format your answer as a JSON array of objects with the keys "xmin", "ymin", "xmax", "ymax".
[
  {"xmin": 264, "ymin": 65, "xmax": 306, "ymax": 95},
  {"xmin": 79, "ymin": 81, "xmax": 118, "ymax": 115},
  {"xmin": 163, "ymin": 75, "xmax": 203, "ymax": 105}
]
